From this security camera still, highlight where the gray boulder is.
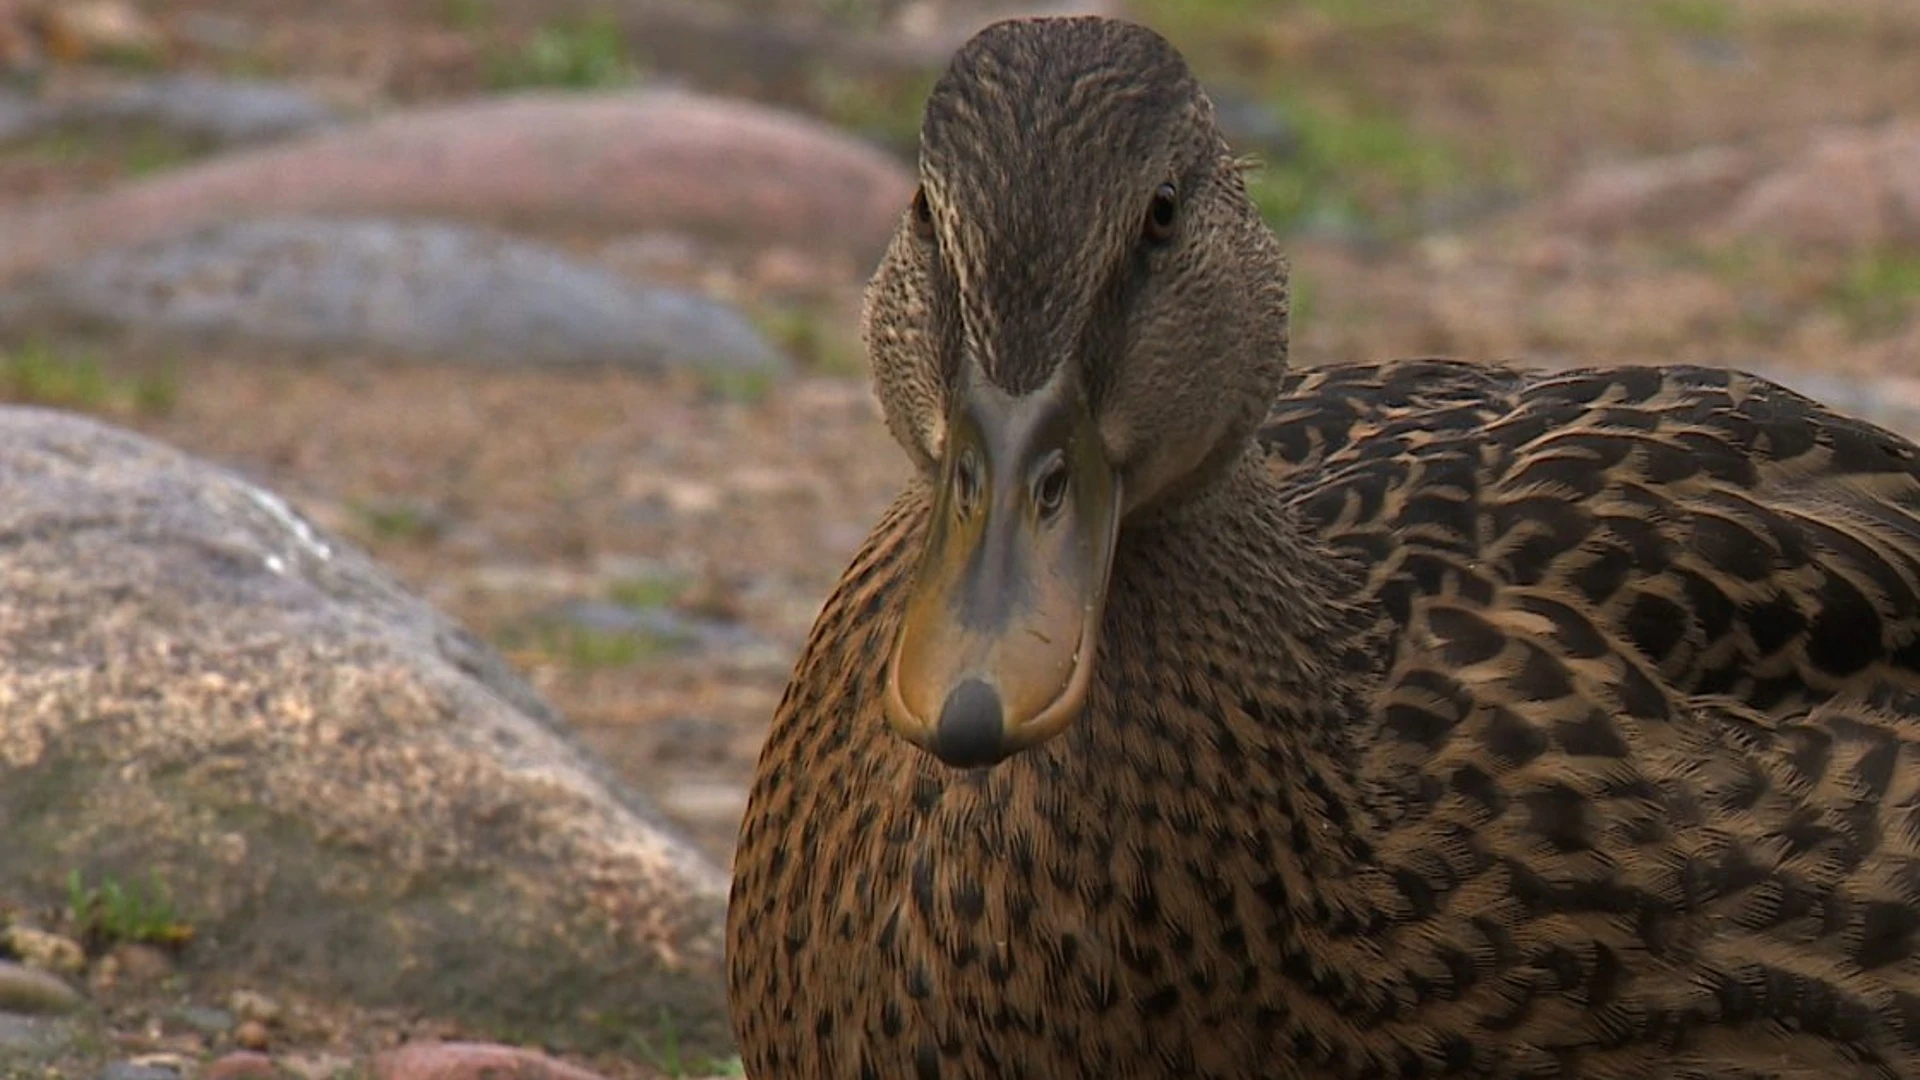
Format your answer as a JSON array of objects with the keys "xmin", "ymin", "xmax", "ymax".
[
  {"xmin": 46, "ymin": 74, "xmax": 341, "ymax": 147},
  {"xmin": 0, "ymin": 407, "xmax": 733, "ymax": 1056},
  {"xmin": 6, "ymin": 217, "xmax": 788, "ymax": 375}
]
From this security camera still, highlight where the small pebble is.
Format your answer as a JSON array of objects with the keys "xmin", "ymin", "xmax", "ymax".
[
  {"xmin": 234, "ymin": 1018, "xmax": 271, "ymax": 1051},
  {"xmin": 3, "ymin": 925, "xmax": 87, "ymax": 974},
  {"xmin": 0, "ymin": 1011, "xmax": 78, "ymax": 1056},
  {"xmin": 107, "ymin": 943, "xmax": 174, "ymax": 983},
  {"xmin": 228, "ymin": 989, "xmax": 283, "ymax": 1024},
  {"xmin": 204, "ymin": 1050, "xmax": 278, "ymax": 1079},
  {"xmin": 174, "ymin": 1003, "xmax": 236, "ymax": 1037},
  {"xmin": 279, "ymin": 1052, "xmax": 356, "ymax": 1080},
  {"xmin": 0, "ymin": 959, "xmax": 83, "ymax": 1015},
  {"xmin": 372, "ymin": 1041, "xmax": 612, "ymax": 1080},
  {"xmin": 95, "ymin": 1063, "xmax": 180, "ymax": 1080}
]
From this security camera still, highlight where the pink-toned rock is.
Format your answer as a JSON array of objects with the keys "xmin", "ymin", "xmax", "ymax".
[
  {"xmin": 0, "ymin": 88, "xmax": 912, "ymax": 286},
  {"xmin": 1721, "ymin": 120, "xmax": 1920, "ymax": 250},
  {"xmin": 1543, "ymin": 145, "xmax": 1757, "ymax": 238},
  {"xmin": 202, "ymin": 1052, "xmax": 281, "ymax": 1080},
  {"xmin": 37, "ymin": 0, "xmax": 165, "ymax": 64},
  {"xmin": 372, "ymin": 1042, "xmax": 610, "ymax": 1080}
]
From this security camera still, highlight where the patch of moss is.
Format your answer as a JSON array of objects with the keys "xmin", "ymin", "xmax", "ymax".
[
  {"xmin": 605, "ymin": 572, "xmax": 688, "ymax": 610},
  {"xmin": 5, "ymin": 125, "xmax": 202, "ymax": 178},
  {"xmin": 442, "ymin": 0, "xmax": 494, "ymax": 32},
  {"xmin": 486, "ymin": 14, "xmax": 640, "ymax": 90},
  {"xmin": 627, "ymin": 1008, "xmax": 747, "ymax": 1077},
  {"xmin": 811, "ymin": 68, "xmax": 938, "ymax": 156},
  {"xmin": 501, "ymin": 619, "xmax": 688, "ymax": 671},
  {"xmin": 346, "ymin": 499, "xmax": 440, "ymax": 544},
  {"xmin": 754, "ymin": 305, "xmax": 866, "ymax": 377},
  {"xmin": 696, "ymin": 366, "xmax": 779, "ymax": 405},
  {"xmin": 1239, "ymin": 91, "xmax": 1471, "ymax": 238},
  {"xmin": 1130, "ymin": 1, "xmax": 1481, "ymax": 239},
  {"xmin": 1632, "ymin": 0, "xmax": 1740, "ymax": 36},
  {"xmin": 1829, "ymin": 248, "xmax": 1920, "ymax": 337},
  {"xmin": 0, "ymin": 340, "xmax": 179, "ymax": 417}
]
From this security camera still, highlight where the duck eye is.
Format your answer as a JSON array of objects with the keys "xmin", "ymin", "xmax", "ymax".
[
  {"xmin": 911, "ymin": 185, "xmax": 934, "ymax": 238},
  {"xmin": 954, "ymin": 447, "xmax": 982, "ymax": 516},
  {"xmin": 1034, "ymin": 454, "xmax": 1070, "ymax": 519},
  {"xmin": 1144, "ymin": 182, "xmax": 1179, "ymax": 243}
]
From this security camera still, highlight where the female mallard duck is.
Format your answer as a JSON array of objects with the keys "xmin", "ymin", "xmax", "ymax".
[{"xmin": 727, "ymin": 14, "xmax": 1920, "ymax": 1079}]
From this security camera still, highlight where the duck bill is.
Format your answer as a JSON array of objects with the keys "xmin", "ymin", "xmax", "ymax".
[{"xmin": 884, "ymin": 373, "xmax": 1121, "ymax": 769}]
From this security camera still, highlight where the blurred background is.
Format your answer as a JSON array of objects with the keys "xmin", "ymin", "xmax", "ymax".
[{"xmin": 1, "ymin": 0, "xmax": 1917, "ymax": 1075}]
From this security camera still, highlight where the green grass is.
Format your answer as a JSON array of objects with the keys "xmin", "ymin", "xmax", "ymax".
[
  {"xmin": 65, "ymin": 869, "xmax": 193, "ymax": 952},
  {"xmin": 754, "ymin": 305, "xmax": 866, "ymax": 377},
  {"xmin": 347, "ymin": 500, "xmax": 439, "ymax": 543},
  {"xmin": 0, "ymin": 341, "xmax": 178, "ymax": 416},
  {"xmin": 1135, "ymin": 0, "xmax": 1288, "ymax": 34},
  {"xmin": 1129, "ymin": 0, "xmax": 1481, "ymax": 239},
  {"xmin": 1149, "ymin": 0, "xmax": 1737, "ymax": 35},
  {"xmin": 1240, "ymin": 92, "xmax": 1472, "ymax": 238},
  {"xmin": 1828, "ymin": 248, "xmax": 1920, "ymax": 336},
  {"xmin": 606, "ymin": 571, "xmax": 688, "ymax": 610},
  {"xmin": 442, "ymin": 0, "xmax": 494, "ymax": 31},
  {"xmin": 504, "ymin": 619, "xmax": 688, "ymax": 670},
  {"xmin": 811, "ymin": 68, "xmax": 938, "ymax": 155},
  {"xmin": 696, "ymin": 366, "xmax": 780, "ymax": 405},
  {"xmin": 7, "ymin": 126, "xmax": 202, "ymax": 178},
  {"xmin": 1634, "ymin": 0, "xmax": 1740, "ymax": 35},
  {"xmin": 486, "ymin": 14, "xmax": 639, "ymax": 90},
  {"xmin": 631, "ymin": 1009, "xmax": 745, "ymax": 1077}
]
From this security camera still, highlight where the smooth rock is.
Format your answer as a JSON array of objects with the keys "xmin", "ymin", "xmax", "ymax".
[
  {"xmin": 1721, "ymin": 120, "xmax": 1920, "ymax": 250},
  {"xmin": 279, "ymin": 1054, "xmax": 355, "ymax": 1080},
  {"xmin": 44, "ymin": 74, "xmax": 340, "ymax": 147},
  {"xmin": 0, "ymin": 89, "xmax": 913, "ymax": 286},
  {"xmin": 1538, "ymin": 146, "xmax": 1758, "ymax": 238},
  {"xmin": 38, "ymin": 1, "xmax": 163, "ymax": 64},
  {"xmin": 227, "ymin": 988, "xmax": 282, "ymax": 1024},
  {"xmin": 0, "ymin": 408, "xmax": 731, "ymax": 1054},
  {"xmin": 233, "ymin": 1018, "xmax": 271, "ymax": 1051},
  {"xmin": 0, "ymin": 960, "xmax": 82, "ymax": 1015},
  {"xmin": 11, "ymin": 217, "xmax": 788, "ymax": 376},
  {"xmin": 203, "ymin": 1052, "xmax": 279, "ymax": 1080},
  {"xmin": 203, "ymin": 1053, "xmax": 279, "ymax": 1080},
  {"xmin": 103, "ymin": 943, "xmax": 173, "ymax": 984},
  {"xmin": 372, "ymin": 1041, "xmax": 610, "ymax": 1080},
  {"xmin": 171, "ymin": 13, "xmax": 258, "ymax": 54},
  {"xmin": 0, "ymin": 87, "xmax": 37, "ymax": 139},
  {"xmin": 173, "ymin": 1003, "xmax": 235, "ymax": 1036},
  {"xmin": 0, "ymin": 1009, "xmax": 80, "ymax": 1057},
  {"xmin": 96, "ymin": 1063, "xmax": 182, "ymax": 1080}
]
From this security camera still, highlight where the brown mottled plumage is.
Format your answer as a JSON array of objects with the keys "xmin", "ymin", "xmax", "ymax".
[{"xmin": 727, "ymin": 15, "xmax": 1920, "ymax": 1080}]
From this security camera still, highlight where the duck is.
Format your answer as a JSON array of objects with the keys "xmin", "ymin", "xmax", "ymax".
[{"xmin": 726, "ymin": 14, "xmax": 1920, "ymax": 1079}]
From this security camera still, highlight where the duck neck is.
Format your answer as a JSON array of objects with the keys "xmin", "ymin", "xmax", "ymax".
[{"xmin": 1091, "ymin": 447, "xmax": 1393, "ymax": 870}]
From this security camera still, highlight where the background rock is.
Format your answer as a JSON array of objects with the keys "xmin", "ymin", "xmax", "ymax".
[
  {"xmin": 0, "ymin": 960, "xmax": 82, "ymax": 1014},
  {"xmin": 1539, "ymin": 145, "xmax": 1758, "ymax": 239},
  {"xmin": 1534, "ymin": 121, "xmax": 1920, "ymax": 253},
  {"xmin": 26, "ymin": 73, "xmax": 341, "ymax": 147},
  {"xmin": 0, "ymin": 407, "xmax": 733, "ymax": 1056},
  {"xmin": 6, "ymin": 217, "xmax": 789, "ymax": 375},
  {"xmin": 372, "ymin": 1042, "xmax": 611, "ymax": 1080},
  {"xmin": 0, "ymin": 88, "xmax": 913, "ymax": 286},
  {"xmin": 1720, "ymin": 120, "xmax": 1920, "ymax": 250}
]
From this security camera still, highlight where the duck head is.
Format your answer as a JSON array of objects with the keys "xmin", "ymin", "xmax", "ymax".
[{"xmin": 866, "ymin": 15, "xmax": 1293, "ymax": 769}]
